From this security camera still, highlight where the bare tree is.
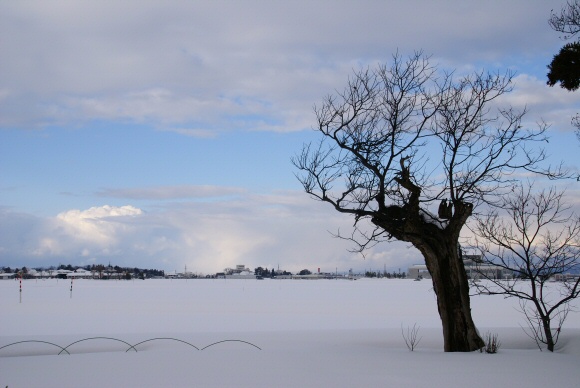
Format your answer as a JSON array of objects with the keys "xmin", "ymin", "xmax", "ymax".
[
  {"xmin": 472, "ymin": 183, "xmax": 580, "ymax": 352},
  {"xmin": 549, "ymin": 0, "xmax": 580, "ymax": 39},
  {"xmin": 293, "ymin": 52, "xmax": 556, "ymax": 352},
  {"xmin": 401, "ymin": 323, "xmax": 422, "ymax": 351}
]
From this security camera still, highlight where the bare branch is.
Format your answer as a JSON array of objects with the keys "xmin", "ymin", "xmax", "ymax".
[
  {"xmin": 472, "ymin": 182, "xmax": 580, "ymax": 351},
  {"xmin": 549, "ymin": 0, "xmax": 580, "ymax": 40}
]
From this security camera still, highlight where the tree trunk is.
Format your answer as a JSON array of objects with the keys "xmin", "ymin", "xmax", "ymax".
[
  {"xmin": 541, "ymin": 315, "xmax": 555, "ymax": 352},
  {"xmin": 371, "ymin": 166, "xmax": 483, "ymax": 351},
  {"xmin": 417, "ymin": 234, "xmax": 484, "ymax": 352},
  {"xmin": 372, "ymin": 203, "xmax": 484, "ymax": 352}
]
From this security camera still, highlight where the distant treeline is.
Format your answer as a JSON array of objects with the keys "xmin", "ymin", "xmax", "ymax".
[
  {"xmin": 364, "ymin": 271, "xmax": 407, "ymax": 279},
  {"xmin": 2, "ymin": 264, "xmax": 165, "ymax": 279}
]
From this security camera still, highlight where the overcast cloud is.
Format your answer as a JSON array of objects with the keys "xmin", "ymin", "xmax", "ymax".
[{"xmin": 1, "ymin": 1, "xmax": 572, "ymax": 132}]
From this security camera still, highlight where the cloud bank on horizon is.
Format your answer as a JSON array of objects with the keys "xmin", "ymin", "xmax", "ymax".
[
  {"xmin": 1, "ymin": 0, "xmax": 579, "ymax": 273},
  {"xmin": 1, "ymin": 194, "xmax": 416, "ymax": 274}
]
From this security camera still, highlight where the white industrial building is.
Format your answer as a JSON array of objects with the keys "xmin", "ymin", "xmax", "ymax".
[{"xmin": 408, "ymin": 255, "xmax": 507, "ymax": 280}]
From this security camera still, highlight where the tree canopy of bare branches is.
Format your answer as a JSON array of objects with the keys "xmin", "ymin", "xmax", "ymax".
[
  {"xmin": 293, "ymin": 52, "xmax": 555, "ymax": 352},
  {"xmin": 472, "ymin": 183, "xmax": 580, "ymax": 352},
  {"xmin": 549, "ymin": 0, "xmax": 580, "ymax": 39}
]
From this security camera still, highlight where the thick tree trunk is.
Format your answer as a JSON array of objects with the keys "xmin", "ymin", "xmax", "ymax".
[
  {"xmin": 417, "ymin": 234, "xmax": 484, "ymax": 352},
  {"xmin": 372, "ymin": 201, "xmax": 484, "ymax": 352}
]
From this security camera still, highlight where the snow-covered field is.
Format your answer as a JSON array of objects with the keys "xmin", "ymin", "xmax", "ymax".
[{"xmin": 1, "ymin": 278, "xmax": 579, "ymax": 387}]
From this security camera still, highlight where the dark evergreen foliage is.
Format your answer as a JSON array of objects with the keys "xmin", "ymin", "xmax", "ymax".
[{"xmin": 547, "ymin": 41, "xmax": 580, "ymax": 91}]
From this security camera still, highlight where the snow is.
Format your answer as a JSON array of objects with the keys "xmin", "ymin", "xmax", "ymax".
[
  {"xmin": 419, "ymin": 208, "xmax": 448, "ymax": 229},
  {"xmin": 1, "ymin": 278, "xmax": 579, "ymax": 387}
]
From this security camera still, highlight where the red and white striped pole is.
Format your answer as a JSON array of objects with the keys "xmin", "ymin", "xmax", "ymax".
[{"xmin": 19, "ymin": 276, "xmax": 22, "ymax": 303}]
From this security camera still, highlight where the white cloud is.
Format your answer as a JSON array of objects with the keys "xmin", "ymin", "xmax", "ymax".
[
  {"xmin": 58, "ymin": 205, "xmax": 143, "ymax": 219},
  {"xmin": 0, "ymin": 193, "xmax": 420, "ymax": 274},
  {"xmin": 31, "ymin": 237, "xmax": 61, "ymax": 257},
  {"xmin": 499, "ymin": 74, "xmax": 580, "ymax": 132},
  {"xmin": 55, "ymin": 205, "xmax": 142, "ymax": 245}
]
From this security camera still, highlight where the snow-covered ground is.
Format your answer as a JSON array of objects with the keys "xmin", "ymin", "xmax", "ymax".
[{"xmin": 1, "ymin": 278, "xmax": 579, "ymax": 387}]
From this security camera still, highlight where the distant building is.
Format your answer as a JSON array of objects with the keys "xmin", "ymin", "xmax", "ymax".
[
  {"xmin": 408, "ymin": 255, "xmax": 507, "ymax": 280},
  {"xmin": 67, "ymin": 268, "xmax": 93, "ymax": 279},
  {"xmin": 0, "ymin": 272, "xmax": 15, "ymax": 280},
  {"xmin": 407, "ymin": 264, "xmax": 431, "ymax": 280},
  {"xmin": 462, "ymin": 255, "xmax": 506, "ymax": 280},
  {"xmin": 551, "ymin": 273, "xmax": 580, "ymax": 282},
  {"xmin": 223, "ymin": 264, "xmax": 250, "ymax": 276},
  {"xmin": 226, "ymin": 265, "xmax": 256, "ymax": 279}
]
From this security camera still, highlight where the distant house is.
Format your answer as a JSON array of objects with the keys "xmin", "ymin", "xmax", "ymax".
[
  {"xmin": 29, "ymin": 269, "xmax": 53, "ymax": 279},
  {"xmin": 67, "ymin": 268, "xmax": 93, "ymax": 279},
  {"xmin": 0, "ymin": 272, "xmax": 15, "ymax": 280},
  {"xmin": 55, "ymin": 269, "xmax": 72, "ymax": 279}
]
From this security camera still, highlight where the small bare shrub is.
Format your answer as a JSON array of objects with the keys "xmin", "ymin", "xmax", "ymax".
[
  {"xmin": 481, "ymin": 332, "xmax": 501, "ymax": 354},
  {"xmin": 401, "ymin": 323, "xmax": 422, "ymax": 351}
]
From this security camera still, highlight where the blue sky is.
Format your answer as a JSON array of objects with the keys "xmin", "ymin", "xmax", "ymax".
[{"xmin": 1, "ymin": 0, "xmax": 579, "ymax": 274}]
